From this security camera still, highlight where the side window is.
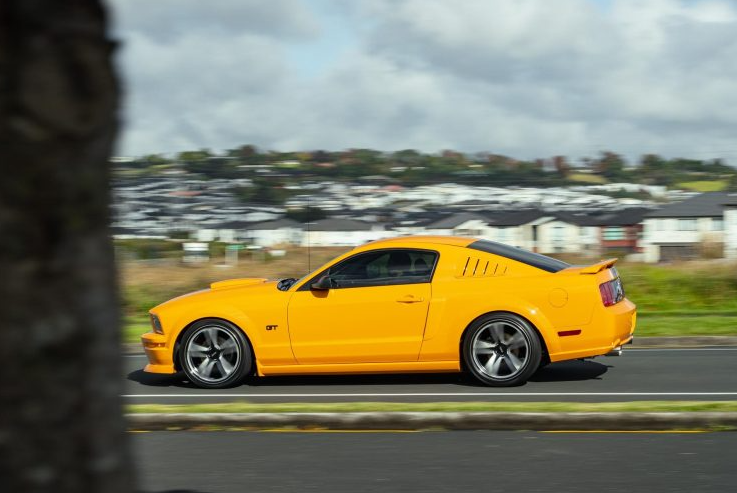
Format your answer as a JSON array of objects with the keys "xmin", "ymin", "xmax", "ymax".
[{"xmin": 308, "ymin": 249, "xmax": 438, "ymax": 289}]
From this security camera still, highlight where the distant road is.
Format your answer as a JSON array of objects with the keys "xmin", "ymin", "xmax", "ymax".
[
  {"xmin": 134, "ymin": 430, "xmax": 735, "ymax": 493},
  {"xmin": 123, "ymin": 347, "xmax": 737, "ymax": 403}
]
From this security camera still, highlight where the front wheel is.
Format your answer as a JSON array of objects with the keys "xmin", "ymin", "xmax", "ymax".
[
  {"xmin": 180, "ymin": 319, "xmax": 253, "ymax": 389},
  {"xmin": 462, "ymin": 313, "xmax": 542, "ymax": 387}
]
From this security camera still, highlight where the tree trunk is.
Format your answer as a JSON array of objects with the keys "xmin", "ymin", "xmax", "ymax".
[{"xmin": 0, "ymin": 1, "xmax": 134, "ymax": 492}]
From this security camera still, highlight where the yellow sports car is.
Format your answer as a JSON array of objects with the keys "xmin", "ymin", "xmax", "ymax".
[{"xmin": 141, "ymin": 236, "xmax": 636, "ymax": 388}]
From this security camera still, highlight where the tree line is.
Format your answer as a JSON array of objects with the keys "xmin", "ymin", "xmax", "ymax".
[{"xmin": 119, "ymin": 146, "xmax": 737, "ymax": 194}]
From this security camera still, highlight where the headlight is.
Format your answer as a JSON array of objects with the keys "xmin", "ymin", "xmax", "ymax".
[{"xmin": 150, "ymin": 314, "xmax": 164, "ymax": 334}]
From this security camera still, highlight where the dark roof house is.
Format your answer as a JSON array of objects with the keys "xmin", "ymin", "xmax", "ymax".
[
  {"xmin": 486, "ymin": 209, "xmax": 547, "ymax": 226},
  {"xmin": 310, "ymin": 218, "xmax": 375, "ymax": 231},
  {"xmin": 425, "ymin": 212, "xmax": 489, "ymax": 229},
  {"xmin": 248, "ymin": 218, "xmax": 302, "ymax": 230},
  {"xmin": 645, "ymin": 192, "xmax": 729, "ymax": 218}
]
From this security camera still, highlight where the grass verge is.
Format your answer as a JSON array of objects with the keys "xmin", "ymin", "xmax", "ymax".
[
  {"xmin": 126, "ymin": 401, "xmax": 737, "ymax": 414},
  {"xmin": 675, "ymin": 180, "xmax": 727, "ymax": 192},
  {"xmin": 635, "ymin": 315, "xmax": 737, "ymax": 337},
  {"xmin": 125, "ymin": 315, "xmax": 150, "ymax": 343}
]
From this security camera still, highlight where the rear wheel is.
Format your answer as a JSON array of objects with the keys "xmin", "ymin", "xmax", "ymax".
[
  {"xmin": 180, "ymin": 319, "xmax": 252, "ymax": 389},
  {"xmin": 463, "ymin": 313, "xmax": 542, "ymax": 387}
]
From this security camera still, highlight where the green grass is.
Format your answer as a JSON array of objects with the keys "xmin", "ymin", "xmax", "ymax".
[
  {"xmin": 125, "ymin": 315, "xmax": 150, "ymax": 343},
  {"xmin": 676, "ymin": 180, "xmax": 727, "ymax": 192},
  {"xmin": 568, "ymin": 173, "xmax": 607, "ymax": 184},
  {"xmin": 127, "ymin": 401, "xmax": 737, "ymax": 414},
  {"xmin": 635, "ymin": 314, "xmax": 737, "ymax": 337},
  {"xmin": 617, "ymin": 263, "xmax": 737, "ymax": 313}
]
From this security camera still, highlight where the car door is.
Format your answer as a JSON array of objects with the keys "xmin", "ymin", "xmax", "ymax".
[{"xmin": 287, "ymin": 249, "xmax": 438, "ymax": 364}]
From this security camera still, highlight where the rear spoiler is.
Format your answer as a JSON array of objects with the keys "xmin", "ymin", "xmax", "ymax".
[{"xmin": 578, "ymin": 258, "xmax": 618, "ymax": 274}]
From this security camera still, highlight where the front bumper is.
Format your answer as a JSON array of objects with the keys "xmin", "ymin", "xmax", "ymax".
[{"xmin": 141, "ymin": 332, "xmax": 176, "ymax": 374}]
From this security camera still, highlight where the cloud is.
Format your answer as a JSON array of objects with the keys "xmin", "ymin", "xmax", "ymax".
[
  {"xmin": 108, "ymin": 0, "xmax": 737, "ymax": 163},
  {"xmin": 108, "ymin": 0, "xmax": 319, "ymax": 42}
]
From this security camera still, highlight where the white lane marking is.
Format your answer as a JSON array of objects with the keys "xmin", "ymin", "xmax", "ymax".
[{"xmin": 121, "ymin": 392, "xmax": 737, "ymax": 398}]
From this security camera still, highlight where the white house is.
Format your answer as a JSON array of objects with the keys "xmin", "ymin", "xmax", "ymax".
[
  {"xmin": 195, "ymin": 221, "xmax": 251, "ymax": 243},
  {"xmin": 418, "ymin": 210, "xmax": 600, "ymax": 255},
  {"xmin": 423, "ymin": 213, "xmax": 493, "ymax": 237},
  {"xmin": 485, "ymin": 210, "xmax": 548, "ymax": 250},
  {"xmin": 641, "ymin": 192, "xmax": 729, "ymax": 262},
  {"xmin": 723, "ymin": 195, "xmax": 737, "ymax": 260},
  {"xmin": 244, "ymin": 218, "xmax": 303, "ymax": 247},
  {"xmin": 535, "ymin": 217, "xmax": 599, "ymax": 255},
  {"xmin": 301, "ymin": 218, "xmax": 388, "ymax": 247}
]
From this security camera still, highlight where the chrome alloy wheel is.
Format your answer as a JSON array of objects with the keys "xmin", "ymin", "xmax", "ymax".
[
  {"xmin": 184, "ymin": 325, "xmax": 241, "ymax": 383},
  {"xmin": 470, "ymin": 319, "xmax": 530, "ymax": 379}
]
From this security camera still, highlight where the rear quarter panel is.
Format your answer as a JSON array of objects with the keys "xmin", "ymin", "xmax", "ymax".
[{"xmin": 419, "ymin": 246, "xmax": 599, "ymax": 361}]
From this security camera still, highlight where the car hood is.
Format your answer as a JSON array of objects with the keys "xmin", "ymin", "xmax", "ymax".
[
  {"xmin": 151, "ymin": 278, "xmax": 279, "ymax": 312},
  {"xmin": 210, "ymin": 278, "xmax": 269, "ymax": 290}
]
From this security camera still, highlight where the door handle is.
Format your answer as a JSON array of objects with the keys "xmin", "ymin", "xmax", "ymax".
[{"xmin": 396, "ymin": 295, "xmax": 424, "ymax": 303}]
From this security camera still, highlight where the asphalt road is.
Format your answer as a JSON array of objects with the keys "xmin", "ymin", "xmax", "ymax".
[
  {"xmin": 123, "ymin": 347, "xmax": 737, "ymax": 403},
  {"xmin": 134, "ymin": 430, "xmax": 736, "ymax": 493}
]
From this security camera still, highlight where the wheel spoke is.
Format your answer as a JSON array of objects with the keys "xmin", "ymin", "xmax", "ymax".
[
  {"xmin": 218, "ymin": 356, "xmax": 234, "ymax": 375},
  {"xmin": 489, "ymin": 322, "xmax": 506, "ymax": 344},
  {"xmin": 197, "ymin": 358, "xmax": 215, "ymax": 378},
  {"xmin": 505, "ymin": 352, "xmax": 523, "ymax": 373},
  {"xmin": 474, "ymin": 340, "xmax": 494, "ymax": 355},
  {"xmin": 221, "ymin": 338, "xmax": 237, "ymax": 355},
  {"xmin": 484, "ymin": 354, "xmax": 498, "ymax": 373},
  {"xmin": 484, "ymin": 353, "xmax": 504, "ymax": 376},
  {"xmin": 205, "ymin": 328, "xmax": 219, "ymax": 348},
  {"xmin": 507, "ymin": 333, "xmax": 526, "ymax": 350},
  {"xmin": 215, "ymin": 360, "xmax": 226, "ymax": 377},
  {"xmin": 188, "ymin": 342, "xmax": 209, "ymax": 358}
]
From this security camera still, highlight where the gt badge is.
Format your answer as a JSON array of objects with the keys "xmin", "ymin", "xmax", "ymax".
[{"xmin": 266, "ymin": 325, "xmax": 278, "ymax": 331}]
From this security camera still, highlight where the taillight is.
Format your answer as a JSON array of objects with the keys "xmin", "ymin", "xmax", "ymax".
[{"xmin": 599, "ymin": 277, "xmax": 624, "ymax": 307}]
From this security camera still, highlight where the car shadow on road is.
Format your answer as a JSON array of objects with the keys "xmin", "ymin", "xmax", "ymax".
[
  {"xmin": 127, "ymin": 359, "xmax": 610, "ymax": 389},
  {"xmin": 127, "ymin": 370, "xmax": 189, "ymax": 388},
  {"xmin": 143, "ymin": 490, "xmax": 213, "ymax": 493},
  {"xmin": 530, "ymin": 360, "xmax": 610, "ymax": 383}
]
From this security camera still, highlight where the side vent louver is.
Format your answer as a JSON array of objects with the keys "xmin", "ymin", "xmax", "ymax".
[{"xmin": 458, "ymin": 257, "xmax": 507, "ymax": 278}]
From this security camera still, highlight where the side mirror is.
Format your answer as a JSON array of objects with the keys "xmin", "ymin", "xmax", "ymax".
[{"xmin": 311, "ymin": 275, "xmax": 334, "ymax": 291}]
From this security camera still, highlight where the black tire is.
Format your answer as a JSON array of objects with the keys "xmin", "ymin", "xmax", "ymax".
[
  {"xmin": 462, "ymin": 312, "xmax": 542, "ymax": 387},
  {"xmin": 179, "ymin": 318, "xmax": 253, "ymax": 389}
]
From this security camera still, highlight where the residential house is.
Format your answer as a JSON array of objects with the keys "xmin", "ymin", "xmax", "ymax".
[
  {"xmin": 302, "ymin": 218, "xmax": 387, "ymax": 247},
  {"xmin": 538, "ymin": 212, "xmax": 599, "ymax": 255},
  {"xmin": 245, "ymin": 218, "xmax": 303, "ymax": 247},
  {"xmin": 723, "ymin": 194, "xmax": 737, "ymax": 259},
  {"xmin": 590, "ymin": 208, "xmax": 650, "ymax": 255},
  {"xmin": 418, "ymin": 209, "xmax": 601, "ymax": 255},
  {"xmin": 195, "ymin": 220, "xmax": 251, "ymax": 243},
  {"xmin": 642, "ymin": 192, "xmax": 728, "ymax": 262},
  {"xmin": 485, "ymin": 210, "xmax": 548, "ymax": 250},
  {"xmin": 422, "ymin": 213, "xmax": 491, "ymax": 237}
]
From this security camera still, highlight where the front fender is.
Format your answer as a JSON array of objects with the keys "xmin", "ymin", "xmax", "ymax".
[{"xmin": 153, "ymin": 291, "xmax": 295, "ymax": 367}]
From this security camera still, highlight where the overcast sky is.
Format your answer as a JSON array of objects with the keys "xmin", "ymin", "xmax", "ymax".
[{"xmin": 107, "ymin": 0, "xmax": 737, "ymax": 163}]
